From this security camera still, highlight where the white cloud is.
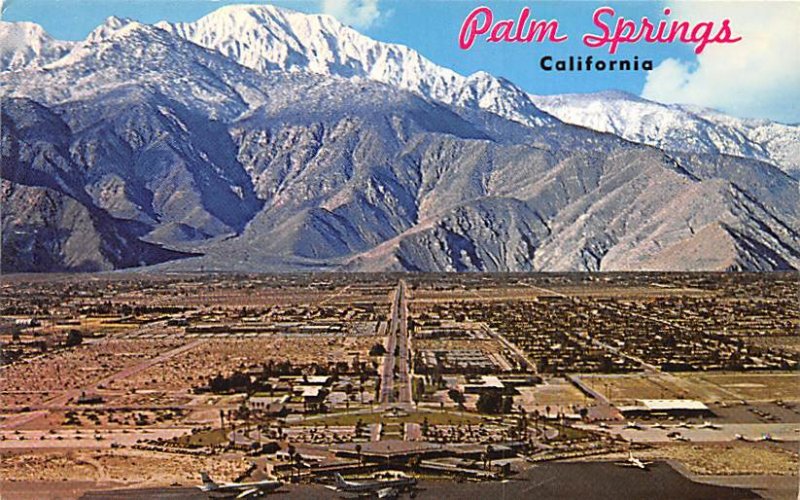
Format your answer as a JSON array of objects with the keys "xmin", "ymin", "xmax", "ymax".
[
  {"xmin": 642, "ymin": 1, "xmax": 800, "ymax": 123},
  {"xmin": 321, "ymin": 0, "xmax": 384, "ymax": 30}
]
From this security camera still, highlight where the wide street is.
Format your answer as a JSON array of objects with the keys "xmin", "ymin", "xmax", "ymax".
[{"xmin": 379, "ymin": 280, "xmax": 412, "ymax": 407}]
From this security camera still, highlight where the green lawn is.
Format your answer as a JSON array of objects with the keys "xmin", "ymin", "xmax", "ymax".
[{"xmin": 294, "ymin": 410, "xmax": 483, "ymax": 427}]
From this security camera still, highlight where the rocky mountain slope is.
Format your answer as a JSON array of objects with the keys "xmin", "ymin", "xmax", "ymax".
[{"xmin": 1, "ymin": 5, "xmax": 798, "ymax": 273}]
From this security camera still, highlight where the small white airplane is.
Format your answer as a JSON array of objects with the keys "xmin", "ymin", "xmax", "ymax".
[
  {"xmin": 615, "ymin": 451, "xmax": 653, "ymax": 470},
  {"xmin": 697, "ymin": 421, "xmax": 721, "ymax": 430},
  {"xmin": 199, "ymin": 472, "xmax": 282, "ymax": 498},
  {"xmin": 327, "ymin": 472, "xmax": 418, "ymax": 498},
  {"xmin": 673, "ymin": 421, "xmax": 692, "ymax": 429},
  {"xmin": 649, "ymin": 422, "xmax": 668, "ymax": 429},
  {"xmin": 624, "ymin": 421, "xmax": 643, "ymax": 430}
]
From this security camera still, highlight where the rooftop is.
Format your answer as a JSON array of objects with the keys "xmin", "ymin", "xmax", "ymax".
[{"xmin": 637, "ymin": 399, "xmax": 710, "ymax": 411}]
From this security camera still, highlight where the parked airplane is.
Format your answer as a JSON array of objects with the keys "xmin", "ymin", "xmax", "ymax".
[
  {"xmin": 328, "ymin": 472, "xmax": 418, "ymax": 498},
  {"xmin": 650, "ymin": 422, "xmax": 668, "ymax": 429},
  {"xmin": 615, "ymin": 451, "xmax": 653, "ymax": 470},
  {"xmin": 624, "ymin": 421, "xmax": 643, "ymax": 430},
  {"xmin": 199, "ymin": 472, "xmax": 282, "ymax": 498},
  {"xmin": 697, "ymin": 421, "xmax": 721, "ymax": 430}
]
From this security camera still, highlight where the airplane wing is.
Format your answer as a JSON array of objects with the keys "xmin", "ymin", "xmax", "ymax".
[
  {"xmin": 376, "ymin": 487, "xmax": 399, "ymax": 499},
  {"xmin": 235, "ymin": 488, "xmax": 263, "ymax": 499}
]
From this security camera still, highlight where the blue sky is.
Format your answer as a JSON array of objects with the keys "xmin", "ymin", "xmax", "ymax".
[{"xmin": 4, "ymin": 1, "xmax": 797, "ymax": 122}]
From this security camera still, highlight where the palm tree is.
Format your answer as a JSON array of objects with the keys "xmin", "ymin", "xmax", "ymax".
[{"xmin": 287, "ymin": 444, "xmax": 297, "ymax": 480}]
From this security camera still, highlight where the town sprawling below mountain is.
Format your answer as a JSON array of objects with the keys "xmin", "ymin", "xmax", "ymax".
[{"xmin": 2, "ymin": 4, "xmax": 799, "ymax": 273}]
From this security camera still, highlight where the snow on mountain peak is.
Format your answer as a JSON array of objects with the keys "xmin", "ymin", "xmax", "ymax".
[
  {"xmin": 155, "ymin": 4, "xmax": 554, "ymax": 128},
  {"xmin": 85, "ymin": 16, "xmax": 139, "ymax": 43},
  {"xmin": 0, "ymin": 21, "xmax": 74, "ymax": 71},
  {"xmin": 1, "ymin": 4, "xmax": 796, "ymax": 175},
  {"xmin": 531, "ymin": 91, "xmax": 800, "ymax": 179}
]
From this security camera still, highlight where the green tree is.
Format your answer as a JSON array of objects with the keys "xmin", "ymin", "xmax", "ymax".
[
  {"xmin": 501, "ymin": 396, "xmax": 514, "ymax": 414},
  {"xmin": 448, "ymin": 389, "xmax": 465, "ymax": 408},
  {"xmin": 65, "ymin": 329, "xmax": 83, "ymax": 347},
  {"xmin": 412, "ymin": 377, "xmax": 425, "ymax": 403},
  {"xmin": 476, "ymin": 391, "xmax": 503, "ymax": 414},
  {"xmin": 369, "ymin": 343, "xmax": 387, "ymax": 357}
]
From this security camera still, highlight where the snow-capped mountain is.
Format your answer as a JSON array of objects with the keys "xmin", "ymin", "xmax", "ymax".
[
  {"xmin": 0, "ymin": 21, "xmax": 75, "ymax": 71},
  {"xmin": 154, "ymin": 5, "xmax": 797, "ymax": 176},
  {"xmin": 531, "ymin": 91, "xmax": 800, "ymax": 180},
  {"xmin": 1, "ymin": 5, "xmax": 798, "ymax": 273},
  {"xmin": 155, "ymin": 4, "xmax": 554, "ymax": 128}
]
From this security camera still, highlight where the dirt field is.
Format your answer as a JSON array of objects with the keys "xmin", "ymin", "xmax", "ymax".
[
  {"xmin": 639, "ymin": 442, "xmax": 799, "ymax": 476},
  {"xmin": 515, "ymin": 379, "xmax": 589, "ymax": 410},
  {"xmin": 745, "ymin": 336, "xmax": 800, "ymax": 354},
  {"xmin": 109, "ymin": 336, "xmax": 382, "ymax": 392},
  {"xmin": 0, "ymin": 448, "xmax": 249, "ymax": 485},
  {"xmin": 0, "ymin": 339, "xmax": 187, "ymax": 407}
]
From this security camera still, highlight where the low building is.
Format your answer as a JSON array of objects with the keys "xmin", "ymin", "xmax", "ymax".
[
  {"xmin": 247, "ymin": 395, "xmax": 289, "ymax": 417},
  {"xmin": 304, "ymin": 375, "xmax": 332, "ymax": 386},
  {"xmin": 293, "ymin": 385, "xmax": 328, "ymax": 412},
  {"xmin": 463, "ymin": 375, "xmax": 505, "ymax": 394},
  {"xmin": 619, "ymin": 399, "xmax": 714, "ymax": 418}
]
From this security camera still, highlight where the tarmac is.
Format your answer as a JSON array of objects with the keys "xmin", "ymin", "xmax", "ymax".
[{"xmin": 73, "ymin": 461, "xmax": 767, "ymax": 499}]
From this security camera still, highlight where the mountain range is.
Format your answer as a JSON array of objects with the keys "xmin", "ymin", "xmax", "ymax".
[{"xmin": 1, "ymin": 5, "xmax": 798, "ymax": 273}]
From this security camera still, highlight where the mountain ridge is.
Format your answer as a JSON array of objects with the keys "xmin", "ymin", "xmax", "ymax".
[{"xmin": 1, "ymin": 5, "xmax": 798, "ymax": 273}]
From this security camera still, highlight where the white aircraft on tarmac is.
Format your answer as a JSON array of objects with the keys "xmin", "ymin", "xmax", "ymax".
[
  {"xmin": 615, "ymin": 451, "xmax": 653, "ymax": 470},
  {"xmin": 327, "ymin": 472, "xmax": 418, "ymax": 498},
  {"xmin": 199, "ymin": 472, "xmax": 282, "ymax": 498}
]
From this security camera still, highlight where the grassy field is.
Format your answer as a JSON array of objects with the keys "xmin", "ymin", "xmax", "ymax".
[
  {"xmin": 578, "ymin": 372, "xmax": 800, "ymax": 404},
  {"xmin": 295, "ymin": 410, "xmax": 484, "ymax": 427},
  {"xmin": 685, "ymin": 372, "xmax": 800, "ymax": 402},
  {"xmin": 579, "ymin": 375, "xmax": 690, "ymax": 403}
]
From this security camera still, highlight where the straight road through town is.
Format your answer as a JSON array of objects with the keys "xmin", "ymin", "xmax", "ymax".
[{"xmin": 379, "ymin": 280, "xmax": 412, "ymax": 407}]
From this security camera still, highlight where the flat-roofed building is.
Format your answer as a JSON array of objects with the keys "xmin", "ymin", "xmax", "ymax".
[{"xmin": 619, "ymin": 399, "xmax": 714, "ymax": 418}]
